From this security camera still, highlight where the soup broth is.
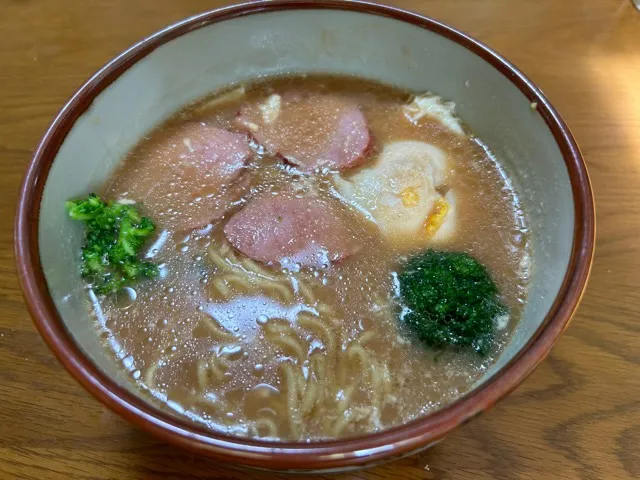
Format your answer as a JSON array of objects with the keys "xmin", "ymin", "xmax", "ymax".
[{"xmin": 94, "ymin": 75, "xmax": 530, "ymax": 440}]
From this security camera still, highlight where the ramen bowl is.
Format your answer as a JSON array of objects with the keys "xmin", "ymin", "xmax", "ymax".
[{"xmin": 15, "ymin": 0, "xmax": 594, "ymax": 472}]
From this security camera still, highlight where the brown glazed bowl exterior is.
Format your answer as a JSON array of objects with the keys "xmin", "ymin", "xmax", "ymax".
[{"xmin": 15, "ymin": 0, "xmax": 595, "ymax": 473}]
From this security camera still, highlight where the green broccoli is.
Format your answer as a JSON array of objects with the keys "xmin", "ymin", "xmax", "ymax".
[
  {"xmin": 397, "ymin": 249, "xmax": 507, "ymax": 355},
  {"xmin": 66, "ymin": 194, "xmax": 159, "ymax": 294}
]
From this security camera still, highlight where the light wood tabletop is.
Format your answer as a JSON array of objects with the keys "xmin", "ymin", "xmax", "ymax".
[{"xmin": 2, "ymin": 1, "xmax": 639, "ymax": 479}]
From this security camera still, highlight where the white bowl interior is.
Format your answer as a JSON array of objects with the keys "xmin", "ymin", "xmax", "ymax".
[{"xmin": 39, "ymin": 9, "xmax": 573, "ymax": 418}]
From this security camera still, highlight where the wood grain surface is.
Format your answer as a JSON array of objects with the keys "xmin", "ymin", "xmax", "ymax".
[{"xmin": 1, "ymin": 1, "xmax": 639, "ymax": 479}]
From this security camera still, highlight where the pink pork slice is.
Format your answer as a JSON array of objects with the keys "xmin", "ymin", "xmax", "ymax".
[
  {"xmin": 223, "ymin": 194, "xmax": 362, "ymax": 268},
  {"xmin": 236, "ymin": 94, "xmax": 371, "ymax": 172},
  {"xmin": 109, "ymin": 123, "xmax": 253, "ymax": 231},
  {"xmin": 177, "ymin": 124, "xmax": 252, "ymax": 191}
]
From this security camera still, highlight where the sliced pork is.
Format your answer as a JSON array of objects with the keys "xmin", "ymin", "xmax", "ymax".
[
  {"xmin": 237, "ymin": 93, "xmax": 371, "ymax": 172},
  {"xmin": 223, "ymin": 194, "xmax": 362, "ymax": 268},
  {"xmin": 109, "ymin": 123, "xmax": 253, "ymax": 231}
]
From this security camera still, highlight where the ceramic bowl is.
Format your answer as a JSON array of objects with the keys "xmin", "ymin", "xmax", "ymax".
[{"xmin": 15, "ymin": 0, "xmax": 595, "ymax": 473}]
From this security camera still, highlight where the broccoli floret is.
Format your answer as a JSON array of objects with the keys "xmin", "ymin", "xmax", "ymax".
[
  {"xmin": 397, "ymin": 249, "xmax": 507, "ymax": 355},
  {"xmin": 65, "ymin": 194, "xmax": 159, "ymax": 295}
]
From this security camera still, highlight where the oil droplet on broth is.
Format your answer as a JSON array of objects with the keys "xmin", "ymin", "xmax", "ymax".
[
  {"xmin": 218, "ymin": 344, "xmax": 244, "ymax": 361},
  {"xmin": 114, "ymin": 287, "xmax": 137, "ymax": 309},
  {"xmin": 244, "ymin": 383, "xmax": 281, "ymax": 419}
]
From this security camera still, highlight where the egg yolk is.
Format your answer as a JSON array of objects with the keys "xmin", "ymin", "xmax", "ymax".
[
  {"xmin": 400, "ymin": 187, "xmax": 420, "ymax": 208},
  {"xmin": 424, "ymin": 197, "xmax": 449, "ymax": 238}
]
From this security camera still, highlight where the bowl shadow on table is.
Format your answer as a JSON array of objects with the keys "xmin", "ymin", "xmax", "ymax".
[
  {"xmin": 116, "ymin": 426, "xmax": 432, "ymax": 479},
  {"xmin": 115, "ymin": 391, "xmax": 583, "ymax": 480}
]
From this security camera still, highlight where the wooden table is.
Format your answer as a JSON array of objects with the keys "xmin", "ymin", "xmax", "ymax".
[{"xmin": 1, "ymin": 1, "xmax": 639, "ymax": 478}]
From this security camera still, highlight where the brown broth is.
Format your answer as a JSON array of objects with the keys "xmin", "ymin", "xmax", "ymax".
[{"xmin": 95, "ymin": 75, "xmax": 530, "ymax": 440}]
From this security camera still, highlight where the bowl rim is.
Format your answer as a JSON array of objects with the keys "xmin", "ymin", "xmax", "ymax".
[{"xmin": 14, "ymin": 0, "xmax": 595, "ymax": 470}]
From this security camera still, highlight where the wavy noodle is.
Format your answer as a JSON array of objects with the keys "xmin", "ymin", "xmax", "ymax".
[
  {"xmin": 222, "ymin": 273, "xmax": 254, "ymax": 290},
  {"xmin": 197, "ymin": 356, "xmax": 229, "ymax": 390},
  {"xmin": 310, "ymin": 352, "xmax": 327, "ymax": 383},
  {"xmin": 196, "ymin": 359, "xmax": 209, "ymax": 390},
  {"xmin": 369, "ymin": 360, "xmax": 382, "ymax": 410},
  {"xmin": 207, "ymin": 241, "xmax": 330, "ymax": 306},
  {"xmin": 331, "ymin": 411, "xmax": 353, "ymax": 437},
  {"xmin": 199, "ymin": 315, "xmax": 237, "ymax": 342},
  {"xmin": 209, "ymin": 357, "xmax": 229, "ymax": 382},
  {"xmin": 337, "ymin": 350, "xmax": 349, "ymax": 387},
  {"xmin": 260, "ymin": 339, "xmax": 383, "ymax": 435},
  {"xmin": 143, "ymin": 338, "xmax": 177, "ymax": 392},
  {"xmin": 211, "ymin": 277, "xmax": 231, "ymax": 298},
  {"xmin": 209, "ymin": 242, "xmax": 284, "ymax": 281},
  {"xmin": 240, "ymin": 257, "xmax": 279, "ymax": 281},
  {"xmin": 217, "ymin": 272, "xmax": 293, "ymax": 303},
  {"xmin": 207, "ymin": 244, "xmax": 235, "ymax": 271},
  {"xmin": 141, "ymin": 327, "xmax": 178, "ymax": 392},
  {"xmin": 347, "ymin": 343, "xmax": 371, "ymax": 372},
  {"xmin": 296, "ymin": 368, "xmax": 308, "ymax": 394},
  {"xmin": 257, "ymin": 278, "xmax": 293, "ymax": 302},
  {"xmin": 336, "ymin": 385, "xmax": 355, "ymax": 416},
  {"xmin": 264, "ymin": 321, "xmax": 293, "ymax": 334},
  {"xmin": 143, "ymin": 360, "xmax": 160, "ymax": 390},
  {"xmin": 279, "ymin": 362, "xmax": 302, "ymax": 439},
  {"xmin": 297, "ymin": 279, "xmax": 316, "ymax": 304},
  {"xmin": 201, "ymin": 240, "xmax": 399, "ymax": 437},
  {"xmin": 254, "ymin": 417, "xmax": 279, "ymax": 438},
  {"xmin": 301, "ymin": 379, "xmax": 319, "ymax": 416},
  {"xmin": 341, "ymin": 342, "xmax": 387, "ymax": 420},
  {"xmin": 303, "ymin": 350, "xmax": 329, "ymax": 417},
  {"xmin": 380, "ymin": 362, "xmax": 392, "ymax": 395},
  {"xmin": 297, "ymin": 312, "xmax": 337, "ymax": 356},
  {"xmin": 264, "ymin": 323, "xmax": 307, "ymax": 363},
  {"xmin": 348, "ymin": 344, "xmax": 381, "ymax": 392},
  {"xmin": 316, "ymin": 303, "xmax": 336, "ymax": 316},
  {"xmin": 335, "ymin": 340, "xmax": 368, "ymax": 386},
  {"xmin": 357, "ymin": 330, "xmax": 376, "ymax": 346},
  {"xmin": 188, "ymin": 393, "xmax": 225, "ymax": 412}
]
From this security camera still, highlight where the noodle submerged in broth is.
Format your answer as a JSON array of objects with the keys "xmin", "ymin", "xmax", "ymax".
[{"xmin": 92, "ymin": 75, "xmax": 530, "ymax": 440}]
